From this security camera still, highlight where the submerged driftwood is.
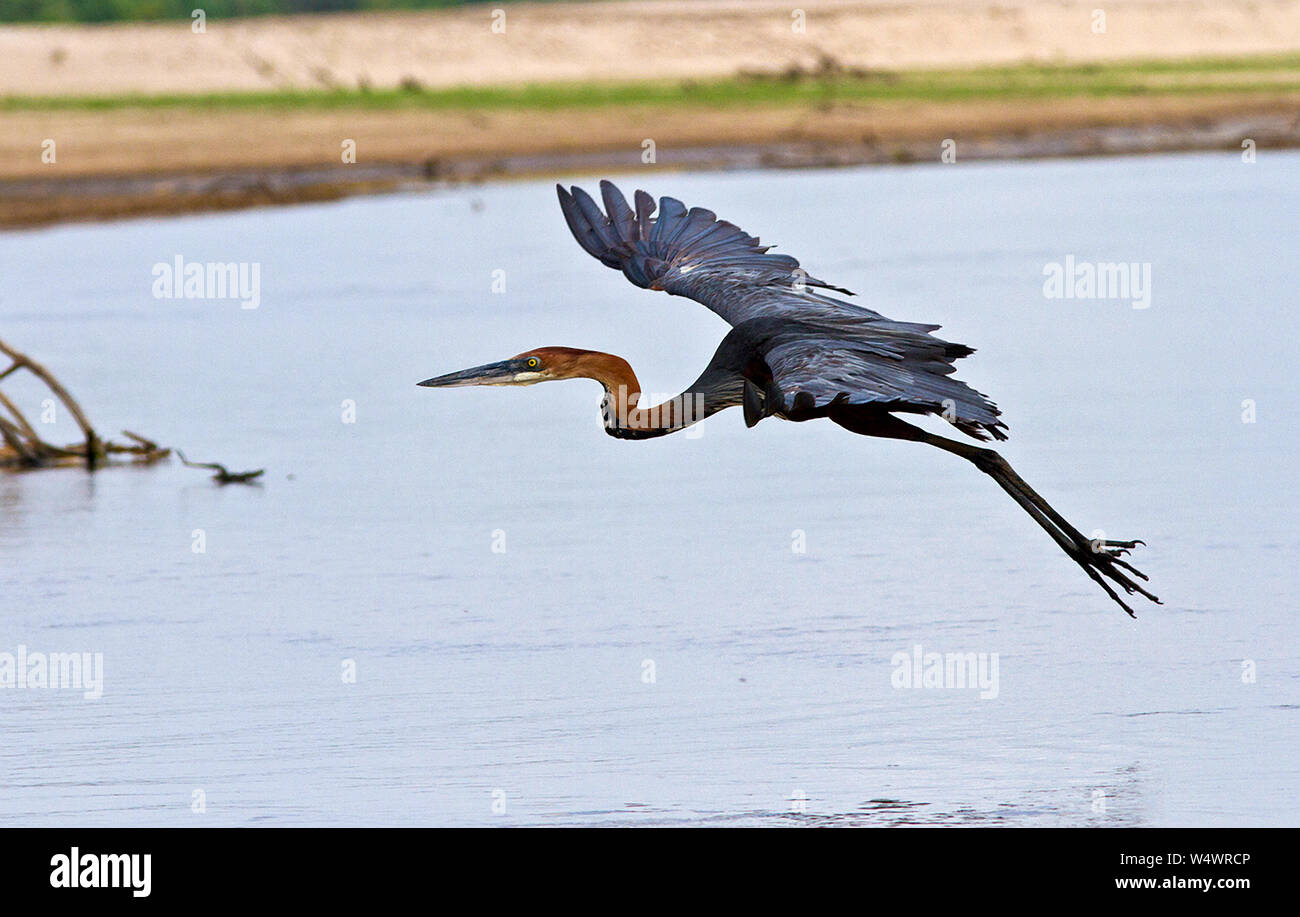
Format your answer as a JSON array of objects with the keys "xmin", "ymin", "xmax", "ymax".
[
  {"xmin": 0, "ymin": 338, "xmax": 261, "ymax": 483},
  {"xmin": 176, "ymin": 450, "xmax": 265, "ymax": 485}
]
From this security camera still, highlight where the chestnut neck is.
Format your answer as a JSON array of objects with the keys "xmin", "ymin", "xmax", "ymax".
[{"xmin": 556, "ymin": 349, "xmax": 701, "ymax": 439}]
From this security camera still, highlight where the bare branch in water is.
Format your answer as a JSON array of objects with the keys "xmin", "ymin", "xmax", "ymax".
[{"xmin": 0, "ymin": 338, "xmax": 257, "ymax": 485}]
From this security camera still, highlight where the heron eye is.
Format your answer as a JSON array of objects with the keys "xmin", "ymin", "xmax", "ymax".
[{"xmin": 527, "ymin": 358, "xmax": 539, "ymax": 368}]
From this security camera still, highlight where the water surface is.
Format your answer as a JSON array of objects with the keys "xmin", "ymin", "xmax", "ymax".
[{"xmin": 1, "ymin": 153, "xmax": 1297, "ymax": 826}]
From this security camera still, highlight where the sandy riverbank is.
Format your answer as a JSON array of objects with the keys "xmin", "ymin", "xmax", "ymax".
[
  {"xmin": 2, "ymin": 0, "xmax": 1299, "ymax": 227},
  {"xmin": 5, "ymin": 0, "xmax": 1300, "ymax": 97}
]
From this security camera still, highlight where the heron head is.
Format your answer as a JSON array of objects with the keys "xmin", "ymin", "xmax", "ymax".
[{"xmin": 417, "ymin": 347, "xmax": 598, "ymax": 389}]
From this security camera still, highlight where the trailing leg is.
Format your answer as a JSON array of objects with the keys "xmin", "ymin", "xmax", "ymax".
[{"xmin": 832, "ymin": 409, "xmax": 1160, "ymax": 616}]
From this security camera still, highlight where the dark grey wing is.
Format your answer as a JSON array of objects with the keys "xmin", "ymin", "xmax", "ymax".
[
  {"xmin": 559, "ymin": 180, "xmax": 1007, "ymax": 442},
  {"xmin": 760, "ymin": 316, "xmax": 1008, "ymax": 441},
  {"xmin": 557, "ymin": 180, "xmax": 885, "ymax": 327}
]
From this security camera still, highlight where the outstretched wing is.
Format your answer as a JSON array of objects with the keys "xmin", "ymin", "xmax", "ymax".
[
  {"xmin": 557, "ymin": 180, "xmax": 883, "ymax": 327},
  {"xmin": 559, "ymin": 180, "xmax": 1007, "ymax": 441}
]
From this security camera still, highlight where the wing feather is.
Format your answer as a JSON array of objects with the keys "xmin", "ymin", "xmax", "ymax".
[
  {"xmin": 600, "ymin": 181, "xmax": 637, "ymax": 243},
  {"xmin": 557, "ymin": 180, "xmax": 856, "ymax": 321},
  {"xmin": 760, "ymin": 321, "xmax": 1007, "ymax": 441}
]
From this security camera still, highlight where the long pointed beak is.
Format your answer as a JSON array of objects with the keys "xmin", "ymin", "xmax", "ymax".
[{"xmin": 418, "ymin": 358, "xmax": 531, "ymax": 388}]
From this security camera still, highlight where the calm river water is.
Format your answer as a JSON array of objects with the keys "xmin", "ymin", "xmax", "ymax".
[{"xmin": 1, "ymin": 152, "xmax": 1296, "ymax": 825}]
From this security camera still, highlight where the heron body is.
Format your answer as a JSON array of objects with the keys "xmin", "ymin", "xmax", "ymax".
[{"xmin": 420, "ymin": 180, "xmax": 1160, "ymax": 616}]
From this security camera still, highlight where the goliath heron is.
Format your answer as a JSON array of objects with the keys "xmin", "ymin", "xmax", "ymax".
[{"xmin": 420, "ymin": 181, "xmax": 1159, "ymax": 616}]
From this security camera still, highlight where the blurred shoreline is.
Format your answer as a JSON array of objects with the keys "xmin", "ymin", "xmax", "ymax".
[
  {"xmin": 4, "ymin": 98, "xmax": 1297, "ymax": 229},
  {"xmin": 8, "ymin": 1, "xmax": 1300, "ymax": 96},
  {"xmin": 3, "ymin": 0, "xmax": 1299, "ymax": 227}
]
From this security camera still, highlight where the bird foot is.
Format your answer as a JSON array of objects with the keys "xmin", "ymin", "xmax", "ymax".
[
  {"xmin": 1070, "ymin": 536, "xmax": 1160, "ymax": 617},
  {"xmin": 1090, "ymin": 537, "xmax": 1144, "ymax": 557}
]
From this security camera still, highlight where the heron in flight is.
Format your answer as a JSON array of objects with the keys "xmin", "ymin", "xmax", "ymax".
[{"xmin": 420, "ymin": 181, "xmax": 1159, "ymax": 616}]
